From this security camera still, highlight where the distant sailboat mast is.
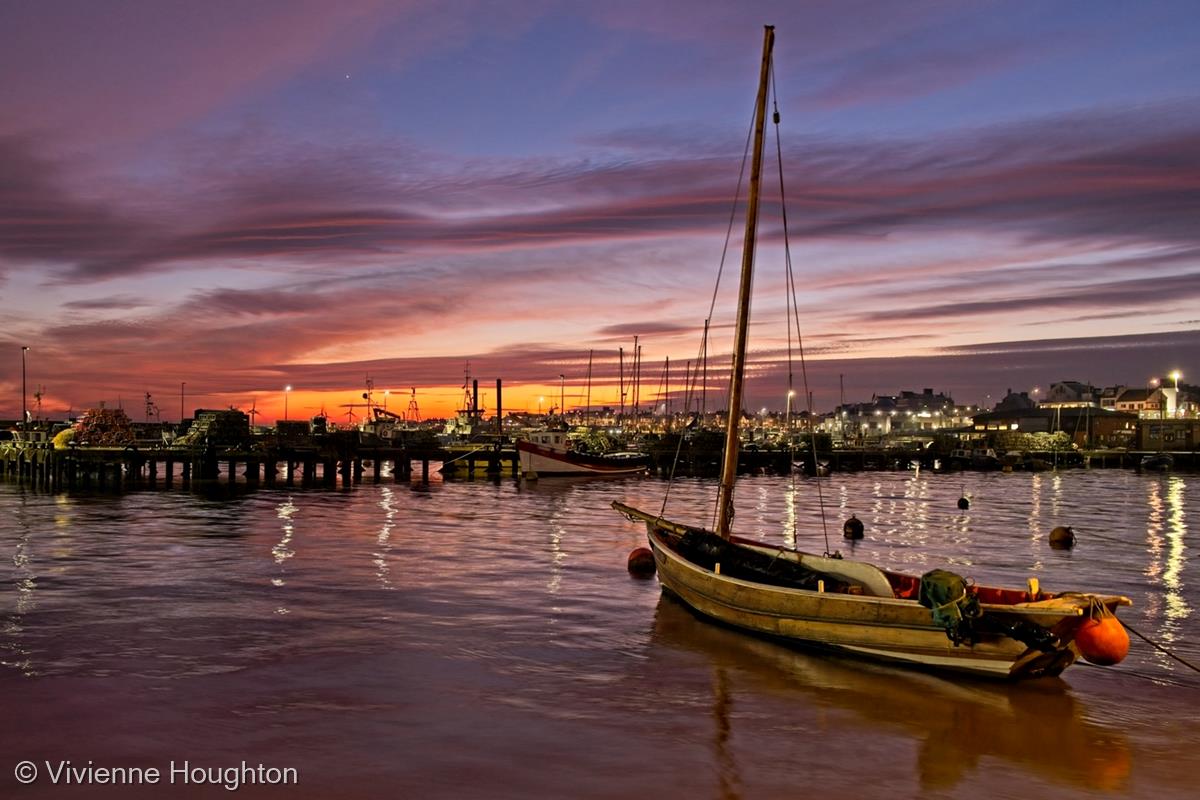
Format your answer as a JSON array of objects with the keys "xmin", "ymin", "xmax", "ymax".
[
  {"xmin": 586, "ymin": 349, "xmax": 594, "ymax": 426},
  {"xmin": 715, "ymin": 24, "xmax": 774, "ymax": 539}
]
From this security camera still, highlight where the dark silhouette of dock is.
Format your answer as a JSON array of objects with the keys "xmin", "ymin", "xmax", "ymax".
[{"xmin": 1, "ymin": 436, "xmax": 519, "ymax": 492}]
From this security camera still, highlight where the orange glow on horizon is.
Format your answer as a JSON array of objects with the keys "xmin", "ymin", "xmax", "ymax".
[{"xmin": 245, "ymin": 382, "xmax": 645, "ymax": 425}]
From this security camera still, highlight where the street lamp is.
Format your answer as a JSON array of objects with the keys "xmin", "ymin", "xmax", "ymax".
[
  {"xmin": 383, "ymin": 389, "xmax": 390, "ymax": 412},
  {"xmin": 284, "ymin": 385, "xmax": 292, "ymax": 421},
  {"xmin": 21, "ymin": 346, "xmax": 29, "ymax": 426},
  {"xmin": 559, "ymin": 374, "xmax": 565, "ymax": 420},
  {"xmin": 538, "ymin": 396, "xmax": 545, "ymax": 415},
  {"xmin": 1170, "ymin": 370, "xmax": 1182, "ymax": 417}
]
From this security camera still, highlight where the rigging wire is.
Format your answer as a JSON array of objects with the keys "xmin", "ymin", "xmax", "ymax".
[{"xmin": 771, "ymin": 65, "xmax": 833, "ymax": 555}]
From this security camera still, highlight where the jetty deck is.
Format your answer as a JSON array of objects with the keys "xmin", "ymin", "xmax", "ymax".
[{"xmin": 0, "ymin": 439, "xmax": 519, "ymax": 492}]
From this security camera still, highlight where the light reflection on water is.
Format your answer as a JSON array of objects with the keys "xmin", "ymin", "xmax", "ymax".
[{"xmin": 1, "ymin": 470, "xmax": 1197, "ymax": 799}]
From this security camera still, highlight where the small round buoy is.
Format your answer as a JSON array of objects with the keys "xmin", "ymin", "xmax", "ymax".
[
  {"xmin": 957, "ymin": 496, "xmax": 970, "ymax": 510},
  {"xmin": 1076, "ymin": 612, "xmax": 1130, "ymax": 666},
  {"xmin": 627, "ymin": 547, "xmax": 656, "ymax": 576},
  {"xmin": 1049, "ymin": 525, "xmax": 1075, "ymax": 549},
  {"xmin": 843, "ymin": 515, "xmax": 864, "ymax": 540}
]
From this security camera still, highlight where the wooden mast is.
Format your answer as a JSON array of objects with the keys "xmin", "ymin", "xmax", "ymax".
[{"xmin": 716, "ymin": 24, "xmax": 774, "ymax": 539}]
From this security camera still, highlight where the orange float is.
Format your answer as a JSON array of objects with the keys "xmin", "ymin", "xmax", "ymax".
[{"xmin": 1075, "ymin": 603, "xmax": 1130, "ymax": 665}]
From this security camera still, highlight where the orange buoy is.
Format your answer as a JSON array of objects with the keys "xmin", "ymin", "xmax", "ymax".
[
  {"xmin": 627, "ymin": 547, "xmax": 656, "ymax": 576},
  {"xmin": 842, "ymin": 515, "xmax": 864, "ymax": 540},
  {"xmin": 1075, "ymin": 608, "xmax": 1130, "ymax": 666}
]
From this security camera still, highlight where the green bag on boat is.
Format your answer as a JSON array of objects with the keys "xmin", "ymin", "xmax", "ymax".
[{"xmin": 919, "ymin": 568, "xmax": 981, "ymax": 645}]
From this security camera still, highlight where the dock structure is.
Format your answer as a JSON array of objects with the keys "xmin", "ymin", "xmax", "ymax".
[
  {"xmin": 3, "ymin": 436, "xmax": 1193, "ymax": 492},
  {"xmin": 0, "ymin": 440, "xmax": 519, "ymax": 492}
]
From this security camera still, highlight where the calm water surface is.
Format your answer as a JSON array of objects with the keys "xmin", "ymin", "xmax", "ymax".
[{"xmin": 1, "ymin": 469, "xmax": 1197, "ymax": 799}]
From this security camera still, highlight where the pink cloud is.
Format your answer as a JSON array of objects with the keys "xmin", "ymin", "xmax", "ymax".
[{"xmin": 0, "ymin": 2, "xmax": 402, "ymax": 148}]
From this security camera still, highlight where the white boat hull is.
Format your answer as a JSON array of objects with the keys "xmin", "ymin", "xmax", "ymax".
[{"xmin": 517, "ymin": 441, "xmax": 649, "ymax": 477}]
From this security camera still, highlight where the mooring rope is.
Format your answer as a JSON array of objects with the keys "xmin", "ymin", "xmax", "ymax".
[
  {"xmin": 1122, "ymin": 620, "xmax": 1200, "ymax": 674},
  {"xmin": 439, "ymin": 449, "xmax": 484, "ymax": 466},
  {"xmin": 1077, "ymin": 660, "xmax": 1200, "ymax": 689}
]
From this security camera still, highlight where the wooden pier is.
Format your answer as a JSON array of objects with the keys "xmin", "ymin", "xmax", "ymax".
[
  {"xmin": 0, "ymin": 440, "xmax": 520, "ymax": 492},
  {"xmin": 4, "ymin": 439, "xmax": 1192, "ymax": 492}
]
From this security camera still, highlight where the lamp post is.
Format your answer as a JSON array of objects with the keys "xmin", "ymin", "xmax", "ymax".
[
  {"xmin": 538, "ymin": 396, "xmax": 544, "ymax": 416},
  {"xmin": 1170, "ymin": 370, "xmax": 1182, "ymax": 417},
  {"xmin": 21, "ymin": 346, "xmax": 29, "ymax": 426},
  {"xmin": 383, "ymin": 389, "xmax": 390, "ymax": 412},
  {"xmin": 284, "ymin": 385, "xmax": 292, "ymax": 421},
  {"xmin": 559, "ymin": 374, "xmax": 565, "ymax": 421},
  {"xmin": 786, "ymin": 389, "xmax": 796, "ymax": 438}
]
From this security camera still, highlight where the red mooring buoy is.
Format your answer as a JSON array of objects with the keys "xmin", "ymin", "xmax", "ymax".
[
  {"xmin": 627, "ymin": 547, "xmax": 656, "ymax": 576},
  {"xmin": 1076, "ymin": 611, "xmax": 1130, "ymax": 666}
]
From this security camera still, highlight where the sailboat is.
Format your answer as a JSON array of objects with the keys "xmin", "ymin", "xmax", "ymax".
[{"xmin": 612, "ymin": 26, "xmax": 1131, "ymax": 680}]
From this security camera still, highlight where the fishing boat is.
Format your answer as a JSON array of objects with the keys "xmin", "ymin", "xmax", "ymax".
[
  {"xmin": 1139, "ymin": 453, "xmax": 1173, "ymax": 472},
  {"xmin": 518, "ymin": 429, "xmax": 650, "ymax": 478},
  {"xmin": 948, "ymin": 447, "xmax": 1002, "ymax": 471},
  {"xmin": 613, "ymin": 26, "xmax": 1130, "ymax": 680}
]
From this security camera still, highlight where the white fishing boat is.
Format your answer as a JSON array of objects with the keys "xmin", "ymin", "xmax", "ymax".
[
  {"xmin": 613, "ymin": 26, "xmax": 1130, "ymax": 680},
  {"xmin": 518, "ymin": 430, "xmax": 649, "ymax": 478}
]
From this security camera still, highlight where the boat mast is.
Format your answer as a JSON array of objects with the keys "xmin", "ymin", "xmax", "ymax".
[
  {"xmin": 585, "ymin": 349, "xmax": 593, "ymax": 426},
  {"xmin": 716, "ymin": 24, "xmax": 774, "ymax": 539},
  {"xmin": 619, "ymin": 347, "xmax": 625, "ymax": 423}
]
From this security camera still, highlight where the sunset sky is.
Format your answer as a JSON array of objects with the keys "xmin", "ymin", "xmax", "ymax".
[{"xmin": 2, "ymin": 0, "xmax": 1197, "ymax": 423}]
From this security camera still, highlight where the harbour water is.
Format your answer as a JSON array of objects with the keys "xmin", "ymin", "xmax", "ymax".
[{"xmin": 2, "ymin": 469, "xmax": 1197, "ymax": 799}]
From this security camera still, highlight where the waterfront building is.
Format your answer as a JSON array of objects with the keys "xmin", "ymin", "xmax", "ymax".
[
  {"xmin": 1138, "ymin": 418, "xmax": 1200, "ymax": 450},
  {"xmin": 825, "ymin": 388, "xmax": 971, "ymax": 443},
  {"xmin": 994, "ymin": 388, "xmax": 1037, "ymax": 412},
  {"xmin": 1043, "ymin": 381, "xmax": 1100, "ymax": 407},
  {"xmin": 1113, "ymin": 387, "xmax": 1165, "ymax": 417},
  {"xmin": 970, "ymin": 407, "xmax": 1137, "ymax": 449}
]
